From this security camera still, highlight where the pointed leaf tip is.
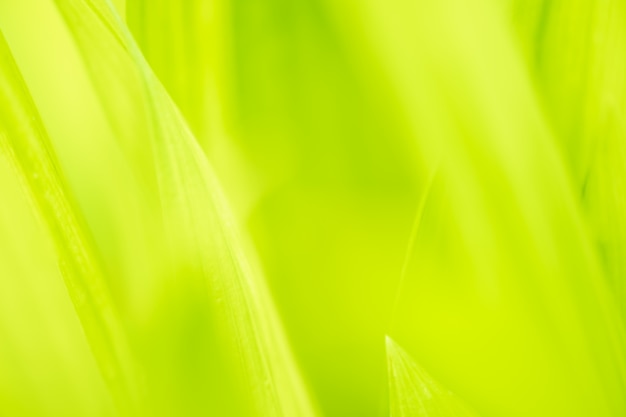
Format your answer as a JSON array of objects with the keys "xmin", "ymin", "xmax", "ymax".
[{"xmin": 386, "ymin": 337, "xmax": 480, "ymax": 417}]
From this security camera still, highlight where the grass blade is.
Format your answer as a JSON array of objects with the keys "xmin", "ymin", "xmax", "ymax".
[
  {"xmin": 386, "ymin": 337, "xmax": 479, "ymax": 417},
  {"xmin": 0, "ymin": 30, "xmax": 139, "ymax": 416}
]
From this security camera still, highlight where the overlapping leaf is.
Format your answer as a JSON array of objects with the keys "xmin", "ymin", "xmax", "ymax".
[{"xmin": 0, "ymin": 1, "xmax": 318, "ymax": 416}]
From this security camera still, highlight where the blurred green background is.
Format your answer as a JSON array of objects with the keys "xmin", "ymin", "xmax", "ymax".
[{"xmin": 0, "ymin": 0, "xmax": 625, "ymax": 416}]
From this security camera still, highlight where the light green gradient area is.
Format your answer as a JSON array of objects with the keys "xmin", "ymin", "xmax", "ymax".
[{"xmin": 0, "ymin": 1, "xmax": 625, "ymax": 417}]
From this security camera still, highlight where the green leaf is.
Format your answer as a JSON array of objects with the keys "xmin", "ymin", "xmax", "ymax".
[
  {"xmin": 0, "ymin": 1, "xmax": 320, "ymax": 416},
  {"xmin": 0, "ymin": 29, "xmax": 132, "ymax": 417},
  {"xmin": 386, "ymin": 337, "xmax": 480, "ymax": 417}
]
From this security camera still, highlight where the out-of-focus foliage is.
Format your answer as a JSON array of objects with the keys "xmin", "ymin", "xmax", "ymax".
[
  {"xmin": 513, "ymin": 0, "xmax": 626, "ymax": 320},
  {"xmin": 0, "ymin": 1, "xmax": 317, "ymax": 416},
  {"xmin": 1, "ymin": 0, "xmax": 625, "ymax": 417}
]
